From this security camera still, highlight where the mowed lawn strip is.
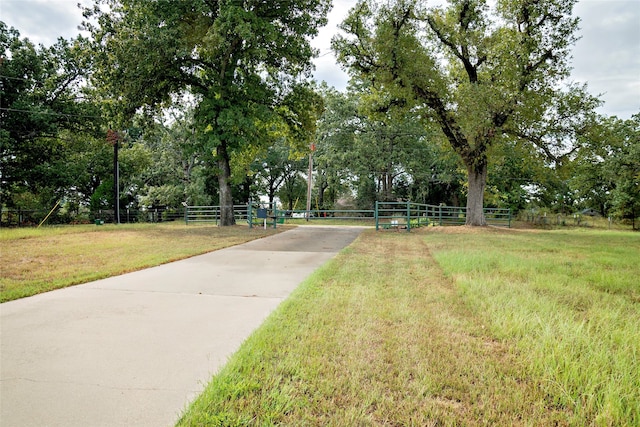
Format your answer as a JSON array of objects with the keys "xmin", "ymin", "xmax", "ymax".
[
  {"xmin": 425, "ymin": 227, "xmax": 640, "ymax": 425},
  {"xmin": 0, "ymin": 223, "xmax": 283, "ymax": 302},
  {"xmin": 177, "ymin": 230, "xmax": 577, "ymax": 426}
]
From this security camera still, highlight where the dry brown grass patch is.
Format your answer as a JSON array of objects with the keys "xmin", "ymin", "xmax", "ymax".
[{"xmin": 1, "ymin": 223, "xmax": 282, "ymax": 301}]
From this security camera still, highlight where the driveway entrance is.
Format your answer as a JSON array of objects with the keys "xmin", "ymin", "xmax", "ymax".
[{"xmin": 0, "ymin": 226, "xmax": 364, "ymax": 427}]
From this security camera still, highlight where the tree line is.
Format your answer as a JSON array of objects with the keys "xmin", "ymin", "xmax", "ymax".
[{"xmin": 1, "ymin": 0, "xmax": 638, "ymax": 227}]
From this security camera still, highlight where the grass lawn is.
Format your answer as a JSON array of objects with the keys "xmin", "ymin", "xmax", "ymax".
[
  {"xmin": 177, "ymin": 227, "xmax": 639, "ymax": 426},
  {"xmin": 0, "ymin": 222, "xmax": 283, "ymax": 302}
]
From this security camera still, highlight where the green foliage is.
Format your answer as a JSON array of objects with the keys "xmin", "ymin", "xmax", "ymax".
[
  {"xmin": 604, "ymin": 116, "xmax": 640, "ymax": 224},
  {"xmin": 313, "ymin": 86, "xmax": 361, "ymax": 207},
  {"xmin": 333, "ymin": 0, "xmax": 593, "ymax": 225},
  {"xmin": 277, "ymin": 173, "xmax": 307, "ymax": 211},
  {"xmin": 252, "ymin": 138, "xmax": 306, "ymax": 206},
  {"xmin": 429, "ymin": 229, "xmax": 640, "ymax": 425},
  {"xmin": 83, "ymin": 0, "xmax": 331, "ymax": 224},
  {"xmin": 1, "ymin": 23, "xmax": 102, "ymax": 210},
  {"xmin": 314, "ymin": 84, "xmax": 463, "ymax": 208},
  {"xmin": 569, "ymin": 114, "xmax": 640, "ymax": 226}
]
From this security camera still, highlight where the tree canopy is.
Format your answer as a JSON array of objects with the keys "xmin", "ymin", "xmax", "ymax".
[
  {"xmin": 1, "ymin": 23, "xmax": 99, "ymax": 211},
  {"xmin": 83, "ymin": 0, "xmax": 330, "ymax": 225},
  {"xmin": 0, "ymin": 1, "xmax": 637, "ymax": 228},
  {"xmin": 332, "ymin": 0, "xmax": 599, "ymax": 225}
]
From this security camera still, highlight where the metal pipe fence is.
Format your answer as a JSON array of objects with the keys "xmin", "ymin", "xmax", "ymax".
[
  {"xmin": 2, "ymin": 202, "xmax": 510, "ymax": 230},
  {"xmin": 375, "ymin": 202, "xmax": 511, "ymax": 231},
  {"xmin": 185, "ymin": 205, "xmax": 250, "ymax": 225},
  {"xmin": 0, "ymin": 208, "xmax": 186, "ymax": 226},
  {"xmin": 183, "ymin": 202, "xmax": 510, "ymax": 230}
]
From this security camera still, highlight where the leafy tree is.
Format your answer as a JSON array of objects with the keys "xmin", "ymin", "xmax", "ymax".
[
  {"xmin": 571, "ymin": 114, "xmax": 640, "ymax": 228},
  {"xmin": 1, "ymin": 23, "xmax": 100, "ymax": 211},
  {"xmin": 132, "ymin": 109, "xmax": 216, "ymax": 208},
  {"xmin": 333, "ymin": 0, "xmax": 596, "ymax": 225},
  {"xmin": 354, "ymin": 113, "xmax": 428, "ymax": 203},
  {"xmin": 315, "ymin": 83, "xmax": 464, "ymax": 208},
  {"xmin": 484, "ymin": 138, "xmax": 546, "ymax": 211},
  {"xmin": 404, "ymin": 140, "xmax": 466, "ymax": 206},
  {"xmin": 253, "ymin": 139, "xmax": 306, "ymax": 208},
  {"xmin": 314, "ymin": 87, "xmax": 360, "ymax": 208},
  {"xmin": 278, "ymin": 170, "xmax": 307, "ymax": 211},
  {"xmin": 83, "ymin": 0, "xmax": 330, "ymax": 225}
]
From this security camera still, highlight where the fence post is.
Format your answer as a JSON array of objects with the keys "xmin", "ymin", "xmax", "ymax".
[
  {"xmin": 375, "ymin": 201, "xmax": 379, "ymax": 230},
  {"xmin": 248, "ymin": 200, "xmax": 253, "ymax": 229},
  {"xmin": 438, "ymin": 205, "xmax": 442, "ymax": 226},
  {"xmin": 273, "ymin": 206, "xmax": 278, "ymax": 229},
  {"xmin": 406, "ymin": 201, "xmax": 411, "ymax": 232}
]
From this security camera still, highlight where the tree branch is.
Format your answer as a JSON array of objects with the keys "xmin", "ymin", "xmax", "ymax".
[
  {"xmin": 426, "ymin": 8, "xmax": 479, "ymax": 83},
  {"xmin": 413, "ymin": 84, "xmax": 470, "ymax": 160}
]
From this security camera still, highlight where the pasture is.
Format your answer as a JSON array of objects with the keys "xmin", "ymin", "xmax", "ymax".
[
  {"xmin": 1, "ymin": 224, "xmax": 638, "ymax": 425},
  {"xmin": 178, "ymin": 227, "xmax": 639, "ymax": 426}
]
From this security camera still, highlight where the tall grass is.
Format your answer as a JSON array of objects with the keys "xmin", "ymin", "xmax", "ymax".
[
  {"xmin": 178, "ymin": 231, "xmax": 594, "ymax": 426},
  {"xmin": 426, "ymin": 228, "xmax": 640, "ymax": 425}
]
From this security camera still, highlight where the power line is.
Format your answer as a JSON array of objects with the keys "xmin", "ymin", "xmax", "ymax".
[
  {"xmin": 0, "ymin": 74, "xmax": 35, "ymax": 82},
  {"xmin": 0, "ymin": 107, "xmax": 101, "ymax": 120}
]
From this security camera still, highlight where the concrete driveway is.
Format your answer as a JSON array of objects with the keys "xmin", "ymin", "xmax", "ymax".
[{"xmin": 0, "ymin": 226, "xmax": 364, "ymax": 427}]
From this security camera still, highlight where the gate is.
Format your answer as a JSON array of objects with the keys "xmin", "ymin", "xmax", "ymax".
[
  {"xmin": 374, "ymin": 202, "xmax": 511, "ymax": 231},
  {"xmin": 184, "ymin": 205, "xmax": 250, "ymax": 225},
  {"xmin": 183, "ymin": 201, "xmax": 510, "ymax": 230}
]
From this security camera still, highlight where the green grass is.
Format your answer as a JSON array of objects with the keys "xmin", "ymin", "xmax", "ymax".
[
  {"xmin": 4, "ymin": 223, "xmax": 637, "ymax": 424},
  {"xmin": 0, "ymin": 222, "xmax": 283, "ymax": 302},
  {"xmin": 425, "ymin": 227, "xmax": 640, "ymax": 425},
  {"xmin": 178, "ymin": 227, "xmax": 640, "ymax": 426}
]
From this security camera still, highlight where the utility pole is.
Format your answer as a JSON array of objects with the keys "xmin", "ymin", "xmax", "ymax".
[
  {"xmin": 114, "ymin": 140, "xmax": 120, "ymax": 224},
  {"xmin": 305, "ymin": 142, "xmax": 315, "ymax": 221},
  {"xmin": 107, "ymin": 129, "xmax": 120, "ymax": 224}
]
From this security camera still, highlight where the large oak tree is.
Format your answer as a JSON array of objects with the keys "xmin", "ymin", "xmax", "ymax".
[
  {"xmin": 333, "ymin": 0, "xmax": 591, "ymax": 225},
  {"xmin": 83, "ymin": 0, "xmax": 330, "ymax": 225}
]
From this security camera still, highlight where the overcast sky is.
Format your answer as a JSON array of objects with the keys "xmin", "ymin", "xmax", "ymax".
[{"xmin": 2, "ymin": 0, "xmax": 638, "ymax": 119}]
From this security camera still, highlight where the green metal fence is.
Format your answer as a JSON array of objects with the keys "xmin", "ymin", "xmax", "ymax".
[
  {"xmin": 374, "ymin": 202, "xmax": 511, "ymax": 231},
  {"xmin": 184, "ymin": 201, "xmax": 510, "ymax": 230},
  {"xmin": 185, "ymin": 205, "xmax": 250, "ymax": 225}
]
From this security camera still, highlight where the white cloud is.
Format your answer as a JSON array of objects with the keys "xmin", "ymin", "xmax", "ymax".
[
  {"xmin": 571, "ymin": 0, "xmax": 640, "ymax": 117},
  {"xmin": 310, "ymin": 0, "xmax": 359, "ymax": 91},
  {"xmin": 1, "ymin": 0, "xmax": 87, "ymax": 45}
]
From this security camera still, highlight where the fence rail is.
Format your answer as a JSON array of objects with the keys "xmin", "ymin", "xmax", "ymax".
[
  {"xmin": 3, "ymin": 203, "xmax": 510, "ymax": 230},
  {"xmin": 0, "ymin": 207, "xmax": 185, "ymax": 226},
  {"xmin": 375, "ymin": 202, "xmax": 511, "ymax": 231},
  {"xmin": 185, "ymin": 205, "xmax": 250, "ymax": 225},
  {"xmin": 183, "ymin": 202, "xmax": 510, "ymax": 230}
]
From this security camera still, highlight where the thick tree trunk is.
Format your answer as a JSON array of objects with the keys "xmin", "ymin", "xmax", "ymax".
[
  {"xmin": 466, "ymin": 161, "xmax": 487, "ymax": 226},
  {"xmin": 217, "ymin": 143, "xmax": 236, "ymax": 226}
]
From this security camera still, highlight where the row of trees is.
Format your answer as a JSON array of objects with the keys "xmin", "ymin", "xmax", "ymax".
[{"xmin": 1, "ymin": 0, "xmax": 638, "ymax": 227}]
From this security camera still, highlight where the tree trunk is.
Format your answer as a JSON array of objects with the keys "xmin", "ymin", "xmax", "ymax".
[
  {"xmin": 268, "ymin": 183, "xmax": 276, "ymax": 208},
  {"xmin": 217, "ymin": 143, "xmax": 236, "ymax": 226},
  {"xmin": 466, "ymin": 161, "xmax": 487, "ymax": 226}
]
